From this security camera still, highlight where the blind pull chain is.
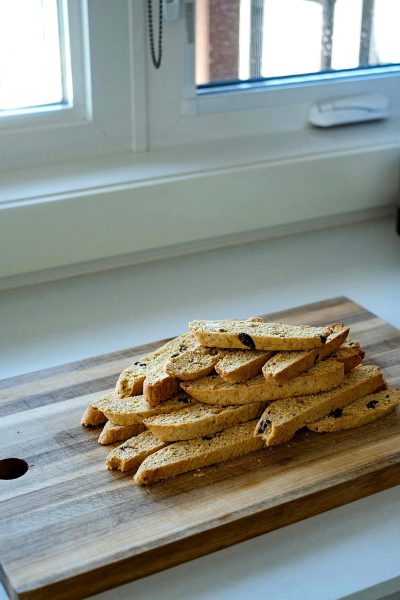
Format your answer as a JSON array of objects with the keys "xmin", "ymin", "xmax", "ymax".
[{"xmin": 147, "ymin": 0, "xmax": 163, "ymax": 69}]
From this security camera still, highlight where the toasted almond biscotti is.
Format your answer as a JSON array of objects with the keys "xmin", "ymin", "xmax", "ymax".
[
  {"xmin": 255, "ymin": 365, "xmax": 385, "ymax": 446},
  {"xmin": 106, "ymin": 430, "xmax": 168, "ymax": 472},
  {"xmin": 215, "ymin": 349, "xmax": 273, "ymax": 383},
  {"xmin": 189, "ymin": 320, "xmax": 331, "ymax": 351},
  {"xmin": 98, "ymin": 421, "xmax": 146, "ymax": 445},
  {"xmin": 80, "ymin": 393, "xmax": 112, "ymax": 427},
  {"xmin": 181, "ymin": 359, "xmax": 344, "ymax": 406},
  {"xmin": 116, "ymin": 333, "xmax": 197, "ymax": 399},
  {"xmin": 262, "ymin": 323, "xmax": 349, "ymax": 383},
  {"xmin": 98, "ymin": 391, "xmax": 195, "ymax": 425},
  {"xmin": 307, "ymin": 388, "xmax": 399, "ymax": 432},
  {"xmin": 134, "ymin": 420, "xmax": 264, "ymax": 485},
  {"xmin": 144, "ymin": 401, "xmax": 265, "ymax": 441}
]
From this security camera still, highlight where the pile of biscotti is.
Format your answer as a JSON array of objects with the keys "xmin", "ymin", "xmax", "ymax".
[{"xmin": 81, "ymin": 317, "xmax": 400, "ymax": 485}]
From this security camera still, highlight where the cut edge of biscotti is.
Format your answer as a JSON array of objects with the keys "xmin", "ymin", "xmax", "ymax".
[
  {"xmin": 106, "ymin": 430, "xmax": 168, "ymax": 472},
  {"xmin": 181, "ymin": 358, "xmax": 345, "ymax": 405},
  {"xmin": 98, "ymin": 421, "xmax": 146, "ymax": 445},
  {"xmin": 116, "ymin": 332, "xmax": 197, "ymax": 401},
  {"xmin": 165, "ymin": 346, "xmax": 221, "ymax": 380},
  {"xmin": 164, "ymin": 317, "xmax": 268, "ymax": 383},
  {"xmin": 215, "ymin": 349, "xmax": 273, "ymax": 383},
  {"xmin": 80, "ymin": 392, "xmax": 113, "ymax": 427},
  {"xmin": 134, "ymin": 420, "xmax": 264, "ymax": 485},
  {"xmin": 189, "ymin": 319, "xmax": 332, "ymax": 351},
  {"xmin": 262, "ymin": 323, "xmax": 349, "ymax": 383},
  {"xmin": 144, "ymin": 401, "xmax": 265, "ymax": 441},
  {"xmin": 307, "ymin": 388, "xmax": 399, "ymax": 433},
  {"xmin": 334, "ymin": 343, "xmax": 365, "ymax": 373},
  {"xmin": 98, "ymin": 390, "xmax": 195, "ymax": 425},
  {"xmin": 254, "ymin": 364, "xmax": 385, "ymax": 446}
]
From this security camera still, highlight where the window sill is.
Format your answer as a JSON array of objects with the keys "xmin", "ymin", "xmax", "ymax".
[{"xmin": 1, "ymin": 118, "xmax": 400, "ymax": 289}]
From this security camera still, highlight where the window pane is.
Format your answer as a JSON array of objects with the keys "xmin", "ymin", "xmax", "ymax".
[
  {"xmin": 261, "ymin": 0, "xmax": 323, "ymax": 78},
  {"xmin": 196, "ymin": 0, "xmax": 400, "ymax": 88},
  {"xmin": 372, "ymin": 0, "xmax": 400, "ymax": 65},
  {"xmin": 0, "ymin": 0, "xmax": 66, "ymax": 112}
]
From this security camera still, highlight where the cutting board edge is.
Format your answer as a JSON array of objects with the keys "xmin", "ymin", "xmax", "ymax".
[{"xmin": 9, "ymin": 459, "xmax": 400, "ymax": 600}]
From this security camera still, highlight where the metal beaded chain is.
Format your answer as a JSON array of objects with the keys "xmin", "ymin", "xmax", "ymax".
[{"xmin": 147, "ymin": 0, "xmax": 163, "ymax": 69}]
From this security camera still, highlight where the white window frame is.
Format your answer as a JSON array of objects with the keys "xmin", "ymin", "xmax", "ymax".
[
  {"xmin": 146, "ymin": 0, "xmax": 400, "ymax": 150},
  {"xmin": 1, "ymin": 0, "xmax": 400, "ymax": 287},
  {"xmin": 0, "ymin": 0, "xmax": 146, "ymax": 170}
]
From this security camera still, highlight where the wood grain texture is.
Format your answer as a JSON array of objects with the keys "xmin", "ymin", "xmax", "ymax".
[{"xmin": 1, "ymin": 297, "xmax": 400, "ymax": 600}]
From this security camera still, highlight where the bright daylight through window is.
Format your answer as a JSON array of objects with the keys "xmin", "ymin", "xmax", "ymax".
[
  {"xmin": 196, "ymin": 0, "xmax": 400, "ymax": 89},
  {"xmin": 0, "ymin": 0, "xmax": 69, "ymax": 114}
]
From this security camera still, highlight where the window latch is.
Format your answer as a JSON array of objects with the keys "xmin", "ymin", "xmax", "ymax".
[{"xmin": 308, "ymin": 93, "xmax": 389, "ymax": 128}]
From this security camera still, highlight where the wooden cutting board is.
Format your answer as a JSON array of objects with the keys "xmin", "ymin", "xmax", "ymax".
[{"xmin": 1, "ymin": 296, "xmax": 400, "ymax": 600}]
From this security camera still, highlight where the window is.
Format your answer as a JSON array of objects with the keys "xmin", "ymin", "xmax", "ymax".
[
  {"xmin": 196, "ymin": 0, "xmax": 400, "ymax": 89},
  {"xmin": 0, "ymin": 0, "xmax": 138, "ymax": 170},
  {"xmin": 0, "ymin": 0, "xmax": 68, "ymax": 114},
  {"xmin": 2, "ymin": 1, "xmax": 399, "ymax": 286},
  {"xmin": 147, "ymin": 0, "xmax": 400, "ymax": 149}
]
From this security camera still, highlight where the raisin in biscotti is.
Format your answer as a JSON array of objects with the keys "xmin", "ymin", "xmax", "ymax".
[
  {"xmin": 262, "ymin": 323, "xmax": 349, "ymax": 383},
  {"xmin": 134, "ymin": 421, "xmax": 264, "ymax": 485},
  {"xmin": 255, "ymin": 365, "xmax": 385, "ymax": 446},
  {"xmin": 116, "ymin": 333, "xmax": 197, "ymax": 402},
  {"xmin": 181, "ymin": 359, "xmax": 344, "ymax": 406},
  {"xmin": 106, "ymin": 431, "xmax": 168, "ymax": 472},
  {"xmin": 307, "ymin": 389, "xmax": 399, "ymax": 432},
  {"xmin": 189, "ymin": 320, "xmax": 331, "ymax": 351},
  {"xmin": 144, "ymin": 401, "xmax": 265, "ymax": 441},
  {"xmin": 98, "ymin": 421, "xmax": 146, "ymax": 445},
  {"xmin": 98, "ymin": 391, "xmax": 195, "ymax": 425}
]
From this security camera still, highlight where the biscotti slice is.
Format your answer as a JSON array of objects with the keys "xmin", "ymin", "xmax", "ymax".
[
  {"xmin": 117, "ymin": 333, "xmax": 197, "ymax": 398},
  {"xmin": 144, "ymin": 401, "xmax": 265, "ymax": 441},
  {"xmin": 255, "ymin": 365, "xmax": 385, "ymax": 446},
  {"xmin": 116, "ymin": 363, "xmax": 147, "ymax": 398},
  {"xmin": 262, "ymin": 323, "xmax": 349, "ymax": 383},
  {"xmin": 189, "ymin": 320, "xmax": 331, "ymax": 351},
  {"xmin": 334, "ymin": 344, "xmax": 365, "ymax": 373},
  {"xmin": 106, "ymin": 430, "xmax": 168, "ymax": 472},
  {"xmin": 165, "ymin": 347, "xmax": 222, "ymax": 380},
  {"xmin": 215, "ymin": 349, "xmax": 273, "ymax": 383},
  {"xmin": 165, "ymin": 317, "xmax": 267, "ymax": 382},
  {"xmin": 80, "ymin": 393, "xmax": 111, "ymax": 427},
  {"xmin": 134, "ymin": 420, "xmax": 264, "ymax": 485},
  {"xmin": 307, "ymin": 388, "xmax": 400, "ymax": 432},
  {"xmin": 166, "ymin": 347, "xmax": 271, "ymax": 383},
  {"xmin": 98, "ymin": 391, "xmax": 195, "ymax": 425},
  {"xmin": 98, "ymin": 421, "xmax": 146, "ymax": 445},
  {"xmin": 181, "ymin": 359, "xmax": 344, "ymax": 406},
  {"xmin": 143, "ymin": 368, "xmax": 180, "ymax": 407}
]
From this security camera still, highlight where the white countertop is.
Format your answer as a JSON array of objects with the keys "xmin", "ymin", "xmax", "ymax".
[{"xmin": 1, "ymin": 217, "xmax": 400, "ymax": 600}]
